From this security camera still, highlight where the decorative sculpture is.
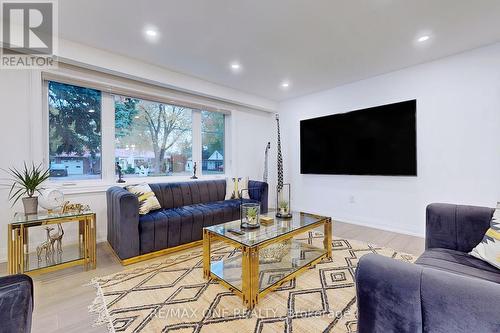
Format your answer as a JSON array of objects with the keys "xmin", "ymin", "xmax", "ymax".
[
  {"xmin": 49, "ymin": 223, "xmax": 64, "ymax": 253},
  {"xmin": 36, "ymin": 227, "xmax": 54, "ymax": 261},
  {"xmin": 274, "ymin": 114, "xmax": 292, "ymax": 218},
  {"xmin": 116, "ymin": 162, "xmax": 125, "ymax": 183},
  {"xmin": 62, "ymin": 201, "xmax": 90, "ymax": 214},
  {"xmin": 191, "ymin": 162, "xmax": 198, "ymax": 179},
  {"xmin": 263, "ymin": 142, "xmax": 271, "ymax": 183},
  {"xmin": 276, "ymin": 114, "xmax": 283, "ymax": 192}
]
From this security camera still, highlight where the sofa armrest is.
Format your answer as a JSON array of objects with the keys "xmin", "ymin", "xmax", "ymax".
[
  {"xmin": 356, "ymin": 254, "xmax": 423, "ymax": 333},
  {"xmin": 420, "ymin": 267, "xmax": 500, "ymax": 333},
  {"xmin": 426, "ymin": 203, "xmax": 493, "ymax": 252},
  {"xmin": 0, "ymin": 274, "xmax": 33, "ymax": 333},
  {"xmin": 248, "ymin": 180, "xmax": 269, "ymax": 213},
  {"xmin": 107, "ymin": 186, "xmax": 140, "ymax": 260},
  {"xmin": 356, "ymin": 254, "xmax": 500, "ymax": 333}
]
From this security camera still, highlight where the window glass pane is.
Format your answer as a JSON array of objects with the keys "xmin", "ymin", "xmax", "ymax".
[
  {"xmin": 48, "ymin": 81, "xmax": 102, "ymax": 180},
  {"xmin": 114, "ymin": 96, "xmax": 192, "ymax": 177},
  {"xmin": 202, "ymin": 111, "xmax": 225, "ymax": 174}
]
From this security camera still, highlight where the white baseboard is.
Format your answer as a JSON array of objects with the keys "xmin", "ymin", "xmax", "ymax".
[{"xmin": 333, "ymin": 217, "xmax": 425, "ymax": 238}]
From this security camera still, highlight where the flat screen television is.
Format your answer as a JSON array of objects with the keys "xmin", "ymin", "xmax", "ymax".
[{"xmin": 300, "ymin": 100, "xmax": 417, "ymax": 176}]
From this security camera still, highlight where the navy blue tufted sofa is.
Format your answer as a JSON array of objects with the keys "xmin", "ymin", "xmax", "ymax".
[
  {"xmin": 107, "ymin": 179, "xmax": 268, "ymax": 261},
  {"xmin": 356, "ymin": 203, "xmax": 500, "ymax": 333}
]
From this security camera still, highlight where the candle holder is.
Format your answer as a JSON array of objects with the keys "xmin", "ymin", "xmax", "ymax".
[
  {"xmin": 276, "ymin": 183, "xmax": 292, "ymax": 219},
  {"xmin": 240, "ymin": 188, "xmax": 261, "ymax": 229},
  {"xmin": 240, "ymin": 203, "xmax": 261, "ymax": 229}
]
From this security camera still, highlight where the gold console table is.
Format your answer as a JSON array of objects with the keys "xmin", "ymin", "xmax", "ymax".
[{"xmin": 8, "ymin": 211, "xmax": 96, "ymax": 275}]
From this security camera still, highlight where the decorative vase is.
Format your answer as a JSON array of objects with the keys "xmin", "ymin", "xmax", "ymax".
[
  {"xmin": 22, "ymin": 197, "xmax": 38, "ymax": 215},
  {"xmin": 240, "ymin": 202, "xmax": 261, "ymax": 229},
  {"xmin": 276, "ymin": 183, "xmax": 292, "ymax": 218}
]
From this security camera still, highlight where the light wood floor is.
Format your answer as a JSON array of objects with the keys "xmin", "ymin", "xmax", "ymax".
[{"xmin": 0, "ymin": 221, "xmax": 424, "ymax": 333}]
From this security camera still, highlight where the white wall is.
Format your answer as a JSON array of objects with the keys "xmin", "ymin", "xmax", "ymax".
[
  {"xmin": 279, "ymin": 42, "xmax": 500, "ymax": 236},
  {"xmin": 58, "ymin": 39, "xmax": 278, "ymax": 113},
  {"xmin": 0, "ymin": 54, "xmax": 275, "ymax": 262}
]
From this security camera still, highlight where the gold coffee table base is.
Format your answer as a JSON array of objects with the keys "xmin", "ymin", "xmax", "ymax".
[{"xmin": 203, "ymin": 212, "xmax": 332, "ymax": 309}]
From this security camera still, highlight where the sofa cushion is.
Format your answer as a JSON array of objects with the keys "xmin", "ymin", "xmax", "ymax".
[
  {"xmin": 150, "ymin": 180, "xmax": 226, "ymax": 209},
  {"xmin": 416, "ymin": 248, "xmax": 500, "ymax": 283},
  {"xmin": 469, "ymin": 202, "xmax": 500, "ymax": 269},
  {"xmin": 138, "ymin": 199, "xmax": 259, "ymax": 251}
]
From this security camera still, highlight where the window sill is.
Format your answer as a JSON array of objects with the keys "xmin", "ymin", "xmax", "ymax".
[{"xmin": 48, "ymin": 174, "xmax": 227, "ymax": 195}]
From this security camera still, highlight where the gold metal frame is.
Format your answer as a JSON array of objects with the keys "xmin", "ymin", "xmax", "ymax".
[
  {"xmin": 116, "ymin": 240, "xmax": 204, "ymax": 266},
  {"xmin": 8, "ymin": 213, "xmax": 96, "ymax": 276},
  {"xmin": 203, "ymin": 215, "xmax": 333, "ymax": 309}
]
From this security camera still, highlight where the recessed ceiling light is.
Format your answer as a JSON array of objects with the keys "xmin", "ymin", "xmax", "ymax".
[
  {"xmin": 143, "ymin": 26, "xmax": 160, "ymax": 42},
  {"xmin": 281, "ymin": 81, "xmax": 290, "ymax": 88},
  {"xmin": 417, "ymin": 35, "xmax": 430, "ymax": 43},
  {"xmin": 134, "ymin": 116, "xmax": 140, "ymax": 119},
  {"xmin": 88, "ymin": 109, "xmax": 95, "ymax": 113},
  {"xmin": 230, "ymin": 61, "xmax": 242, "ymax": 73}
]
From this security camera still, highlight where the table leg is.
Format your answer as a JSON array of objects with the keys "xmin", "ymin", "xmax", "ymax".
[
  {"xmin": 324, "ymin": 218, "xmax": 333, "ymax": 259},
  {"xmin": 242, "ymin": 246, "xmax": 251, "ymax": 308},
  {"xmin": 242, "ymin": 245, "xmax": 259, "ymax": 309},
  {"xmin": 203, "ymin": 230, "xmax": 211, "ymax": 279},
  {"xmin": 84, "ymin": 218, "xmax": 89, "ymax": 271},
  {"xmin": 249, "ymin": 246, "xmax": 259, "ymax": 308},
  {"xmin": 8, "ymin": 224, "xmax": 13, "ymax": 274},
  {"xmin": 23, "ymin": 226, "xmax": 29, "ymax": 258},
  {"xmin": 19, "ymin": 225, "xmax": 25, "ymax": 273},
  {"xmin": 91, "ymin": 214, "xmax": 96, "ymax": 269},
  {"xmin": 79, "ymin": 220, "xmax": 84, "ymax": 256}
]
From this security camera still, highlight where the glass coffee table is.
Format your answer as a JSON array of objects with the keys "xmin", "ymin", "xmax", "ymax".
[{"xmin": 203, "ymin": 211, "xmax": 332, "ymax": 309}]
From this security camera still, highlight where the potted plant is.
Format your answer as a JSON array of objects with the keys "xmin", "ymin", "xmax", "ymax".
[
  {"xmin": 279, "ymin": 200, "xmax": 289, "ymax": 215},
  {"xmin": 4, "ymin": 162, "xmax": 50, "ymax": 215},
  {"xmin": 240, "ymin": 202, "xmax": 261, "ymax": 228},
  {"xmin": 246, "ymin": 206, "xmax": 259, "ymax": 225}
]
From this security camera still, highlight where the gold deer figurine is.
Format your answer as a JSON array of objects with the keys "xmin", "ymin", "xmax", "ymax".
[
  {"xmin": 36, "ymin": 227, "xmax": 54, "ymax": 261},
  {"xmin": 49, "ymin": 223, "xmax": 64, "ymax": 253}
]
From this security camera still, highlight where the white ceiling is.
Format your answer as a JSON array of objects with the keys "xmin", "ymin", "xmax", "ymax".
[{"xmin": 59, "ymin": 0, "xmax": 500, "ymax": 101}]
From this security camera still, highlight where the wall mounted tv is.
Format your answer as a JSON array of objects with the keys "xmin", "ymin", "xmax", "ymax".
[{"xmin": 300, "ymin": 100, "xmax": 417, "ymax": 176}]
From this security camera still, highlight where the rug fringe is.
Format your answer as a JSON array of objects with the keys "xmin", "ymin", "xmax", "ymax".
[{"xmin": 87, "ymin": 279, "xmax": 116, "ymax": 333}]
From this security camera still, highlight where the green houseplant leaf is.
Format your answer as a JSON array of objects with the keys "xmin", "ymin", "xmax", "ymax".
[{"xmin": 2, "ymin": 162, "xmax": 50, "ymax": 206}]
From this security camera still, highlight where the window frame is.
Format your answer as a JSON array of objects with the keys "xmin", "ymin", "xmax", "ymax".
[
  {"xmin": 41, "ymin": 77, "xmax": 230, "ymax": 192},
  {"xmin": 201, "ymin": 110, "xmax": 226, "ymax": 175}
]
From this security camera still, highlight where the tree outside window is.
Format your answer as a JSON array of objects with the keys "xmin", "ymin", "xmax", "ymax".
[
  {"xmin": 114, "ymin": 96, "xmax": 192, "ymax": 177},
  {"xmin": 48, "ymin": 81, "xmax": 102, "ymax": 180}
]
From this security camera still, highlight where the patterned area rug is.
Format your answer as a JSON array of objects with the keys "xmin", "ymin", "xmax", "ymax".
[{"xmin": 89, "ymin": 235, "xmax": 415, "ymax": 333}]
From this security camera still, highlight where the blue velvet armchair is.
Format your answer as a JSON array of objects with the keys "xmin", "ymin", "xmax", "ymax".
[
  {"xmin": 356, "ymin": 203, "xmax": 500, "ymax": 333},
  {"xmin": 0, "ymin": 274, "xmax": 33, "ymax": 333}
]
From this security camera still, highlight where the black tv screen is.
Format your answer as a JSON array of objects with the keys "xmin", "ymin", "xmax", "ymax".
[{"xmin": 300, "ymin": 100, "xmax": 417, "ymax": 176}]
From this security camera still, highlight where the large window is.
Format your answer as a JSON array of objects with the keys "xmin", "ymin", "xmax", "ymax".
[
  {"xmin": 48, "ymin": 81, "xmax": 102, "ymax": 180},
  {"xmin": 114, "ymin": 96, "xmax": 193, "ymax": 177},
  {"xmin": 202, "ymin": 111, "xmax": 225, "ymax": 174},
  {"xmin": 46, "ymin": 79, "xmax": 228, "ymax": 182}
]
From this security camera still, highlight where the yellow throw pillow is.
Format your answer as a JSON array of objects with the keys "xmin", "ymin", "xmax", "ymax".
[
  {"xmin": 469, "ymin": 202, "xmax": 500, "ymax": 269},
  {"xmin": 126, "ymin": 183, "xmax": 161, "ymax": 215}
]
